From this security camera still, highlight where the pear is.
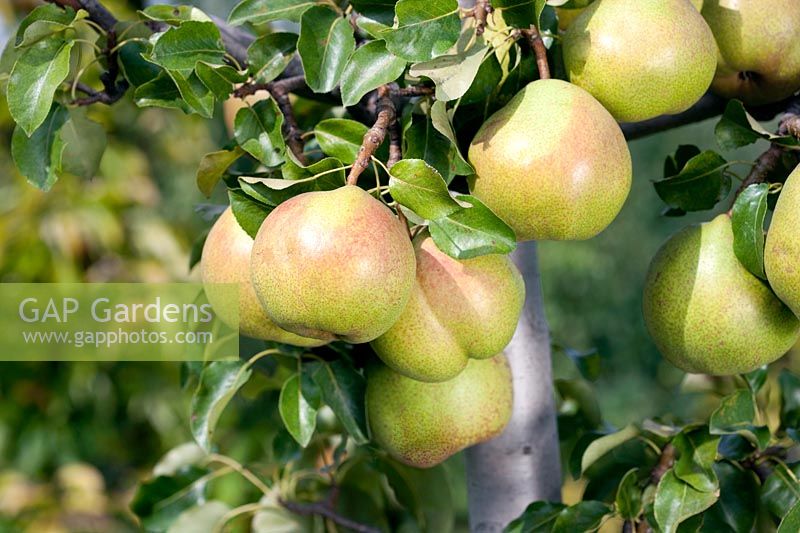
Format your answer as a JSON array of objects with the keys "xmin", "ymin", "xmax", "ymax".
[
  {"xmin": 468, "ymin": 79, "xmax": 631, "ymax": 241},
  {"xmin": 367, "ymin": 354, "xmax": 513, "ymax": 468},
  {"xmin": 702, "ymin": 0, "xmax": 800, "ymax": 106},
  {"xmin": 251, "ymin": 185, "xmax": 416, "ymax": 344},
  {"xmin": 201, "ymin": 209, "xmax": 325, "ymax": 346},
  {"xmin": 371, "ymin": 233, "xmax": 524, "ymax": 382},
  {"xmin": 643, "ymin": 214, "xmax": 800, "ymax": 375},
  {"xmin": 563, "ymin": 0, "xmax": 717, "ymax": 123},
  {"xmin": 556, "ymin": 7, "xmax": 585, "ymax": 31},
  {"xmin": 765, "ymin": 166, "xmax": 800, "ymax": 317}
]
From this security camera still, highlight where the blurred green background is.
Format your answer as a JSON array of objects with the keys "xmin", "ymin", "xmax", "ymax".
[{"xmin": 0, "ymin": 1, "xmax": 794, "ymax": 531}]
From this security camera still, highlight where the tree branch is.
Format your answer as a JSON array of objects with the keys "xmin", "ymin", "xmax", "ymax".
[
  {"xmin": 280, "ymin": 498, "xmax": 381, "ymax": 533},
  {"xmin": 650, "ymin": 443, "xmax": 675, "ymax": 485},
  {"xmin": 347, "ymin": 85, "xmax": 396, "ymax": 186},
  {"xmin": 520, "ymin": 26, "xmax": 550, "ymax": 81}
]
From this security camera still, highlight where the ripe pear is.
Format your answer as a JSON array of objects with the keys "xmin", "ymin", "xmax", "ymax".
[
  {"xmin": 201, "ymin": 208, "xmax": 325, "ymax": 346},
  {"xmin": 371, "ymin": 233, "xmax": 524, "ymax": 382},
  {"xmin": 251, "ymin": 185, "xmax": 416, "ymax": 344},
  {"xmin": 643, "ymin": 214, "xmax": 800, "ymax": 375},
  {"xmin": 765, "ymin": 166, "xmax": 800, "ymax": 317},
  {"xmin": 468, "ymin": 79, "xmax": 631, "ymax": 241},
  {"xmin": 563, "ymin": 0, "xmax": 717, "ymax": 122},
  {"xmin": 367, "ymin": 354, "xmax": 512, "ymax": 468},
  {"xmin": 702, "ymin": 0, "xmax": 800, "ymax": 106}
]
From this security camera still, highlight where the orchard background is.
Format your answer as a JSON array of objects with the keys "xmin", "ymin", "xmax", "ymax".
[{"xmin": 0, "ymin": 0, "xmax": 799, "ymax": 532}]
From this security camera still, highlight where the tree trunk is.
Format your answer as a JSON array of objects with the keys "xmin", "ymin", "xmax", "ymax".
[{"xmin": 465, "ymin": 241, "xmax": 562, "ymax": 532}]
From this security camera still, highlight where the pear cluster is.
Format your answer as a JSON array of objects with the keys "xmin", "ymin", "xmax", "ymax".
[{"xmin": 201, "ymin": 186, "xmax": 519, "ymax": 467}]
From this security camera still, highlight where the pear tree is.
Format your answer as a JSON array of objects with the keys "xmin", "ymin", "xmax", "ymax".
[{"xmin": 3, "ymin": 0, "xmax": 800, "ymax": 531}]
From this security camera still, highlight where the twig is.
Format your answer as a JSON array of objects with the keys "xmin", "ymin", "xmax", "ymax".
[
  {"xmin": 72, "ymin": 28, "xmax": 129, "ymax": 106},
  {"xmin": 521, "ymin": 26, "xmax": 550, "ymax": 80},
  {"xmin": 385, "ymin": 113, "xmax": 413, "ymax": 239},
  {"xmin": 347, "ymin": 85, "xmax": 396, "ymax": 186},
  {"xmin": 650, "ymin": 443, "xmax": 675, "ymax": 485},
  {"xmin": 468, "ymin": 0, "xmax": 493, "ymax": 36},
  {"xmin": 392, "ymin": 86, "xmax": 434, "ymax": 97},
  {"xmin": 279, "ymin": 497, "xmax": 381, "ymax": 533}
]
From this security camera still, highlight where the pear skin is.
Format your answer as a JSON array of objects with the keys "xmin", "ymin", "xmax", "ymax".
[
  {"xmin": 563, "ymin": 0, "xmax": 717, "ymax": 122},
  {"xmin": 251, "ymin": 186, "xmax": 416, "ymax": 344},
  {"xmin": 468, "ymin": 79, "xmax": 631, "ymax": 242},
  {"xmin": 201, "ymin": 208, "xmax": 325, "ymax": 347},
  {"xmin": 643, "ymin": 214, "xmax": 800, "ymax": 375},
  {"xmin": 371, "ymin": 233, "xmax": 524, "ymax": 382},
  {"xmin": 765, "ymin": 166, "xmax": 800, "ymax": 317},
  {"xmin": 367, "ymin": 355, "xmax": 513, "ymax": 468},
  {"xmin": 702, "ymin": 0, "xmax": 800, "ymax": 106}
]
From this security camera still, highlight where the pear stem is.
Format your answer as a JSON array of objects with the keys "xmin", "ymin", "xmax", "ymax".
[{"xmin": 521, "ymin": 26, "xmax": 551, "ymax": 81}]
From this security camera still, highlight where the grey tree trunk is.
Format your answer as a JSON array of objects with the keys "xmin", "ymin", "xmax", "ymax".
[{"xmin": 465, "ymin": 241, "xmax": 562, "ymax": 532}]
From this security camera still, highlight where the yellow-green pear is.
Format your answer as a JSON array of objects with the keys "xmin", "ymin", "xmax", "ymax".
[
  {"xmin": 468, "ymin": 79, "xmax": 631, "ymax": 241},
  {"xmin": 371, "ymin": 233, "xmax": 524, "ymax": 382},
  {"xmin": 643, "ymin": 214, "xmax": 800, "ymax": 375},
  {"xmin": 251, "ymin": 186, "xmax": 416, "ymax": 344},
  {"xmin": 702, "ymin": 0, "xmax": 800, "ymax": 106},
  {"xmin": 765, "ymin": 166, "xmax": 800, "ymax": 317},
  {"xmin": 563, "ymin": 0, "xmax": 717, "ymax": 122},
  {"xmin": 367, "ymin": 355, "xmax": 512, "ymax": 468},
  {"xmin": 201, "ymin": 208, "xmax": 325, "ymax": 346}
]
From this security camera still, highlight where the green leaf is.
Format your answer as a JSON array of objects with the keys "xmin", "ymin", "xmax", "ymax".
[
  {"xmin": 167, "ymin": 69, "xmax": 216, "ymax": 118},
  {"xmin": 744, "ymin": 366, "xmax": 769, "ymax": 394},
  {"xmin": 552, "ymin": 501, "xmax": 611, "ymax": 533},
  {"xmin": 229, "ymin": 189, "xmax": 271, "ymax": 239},
  {"xmin": 118, "ymin": 27, "xmax": 161, "ymax": 87},
  {"xmin": 731, "ymin": 182, "xmax": 769, "ymax": 279},
  {"xmin": 252, "ymin": 494, "xmax": 310, "ymax": 532},
  {"xmin": 655, "ymin": 150, "xmax": 730, "ymax": 213},
  {"xmin": 298, "ymin": 6, "xmax": 355, "ymax": 93},
  {"xmin": 428, "ymin": 195, "xmax": 516, "ymax": 259},
  {"xmin": 350, "ymin": 0, "xmax": 398, "ymax": 25},
  {"xmin": 308, "ymin": 360, "xmax": 368, "ymax": 444},
  {"xmin": 141, "ymin": 5, "xmax": 213, "ymax": 24},
  {"xmin": 779, "ymin": 370, "xmax": 800, "ymax": 436},
  {"xmin": 654, "ymin": 470, "xmax": 719, "ymax": 533},
  {"xmin": 379, "ymin": 457, "xmax": 453, "ymax": 531},
  {"xmin": 716, "ymin": 100, "xmax": 800, "ymax": 151},
  {"xmin": 195, "ymin": 62, "xmax": 247, "ymax": 100},
  {"xmin": 578, "ymin": 424, "xmax": 639, "ymax": 476},
  {"xmin": 701, "ymin": 462, "xmax": 758, "ymax": 533},
  {"xmin": 673, "ymin": 428, "xmax": 719, "ymax": 493},
  {"xmin": 281, "ymin": 154, "xmax": 345, "ymax": 181},
  {"xmin": 505, "ymin": 501, "xmax": 566, "ymax": 533},
  {"xmin": 14, "ymin": 4, "xmax": 81, "ymax": 48},
  {"xmin": 430, "ymin": 100, "xmax": 473, "ymax": 175},
  {"xmin": 709, "ymin": 389, "xmax": 770, "ymax": 450},
  {"xmin": 403, "ymin": 109, "xmax": 459, "ymax": 183},
  {"xmin": 11, "ymin": 104, "xmax": 68, "ymax": 191},
  {"xmin": 381, "ymin": 0, "xmax": 460, "ymax": 62},
  {"xmin": 229, "ymin": 0, "xmax": 316, "ymax": 26},
  {"xmin": 248, "ymin": 33, "xmax": 297, "ymax": 84},
  {"xmin": 409, "ymin": 30, "xmax": 488, "ymax": 102},
  {"xmin": 388, "ymin": 159, "xmax": 459, "ymax": 220},
  {"xmin": 190, "ymin": 360, "xmax": 253, "ymax": 451},
  {"xmin": 314, "ymin": 118, "xmax": 367, "ymax": 164},
  {"xmin": 780, "ymin": 498, "xmax": 800, "ymax": 532},
  {"xmin": 493, "ymin": 0, "xmax": 536, "ymax": 28},
  {"xmin": 279, "ymin": 373, "xmax": 320, "ymax": 447},
  {"xmin": 168, "ymin": 501, "xmax": 231, "ymax": 533},
  {"xmin": 340, "ymin": 40, "xmax": 407, "ymax": 107},
  {"xmin": 615, "ymin": 468, "xmax": 642, "ymax": 520},
  {"xmin": 235, "ymin": 98, "xmax": 286, "ymax": 167},
  {"xmin": 7, "ymin": 35, "xmax": 75, "ymax": 136},
  {"xmin": 59, "ymin": 108, "xmax": 108, "ymax": 180},
  {"xmin": 197, "ymin": 147, "xmax": 245, "ymax": 198},
  {"xmin": 130, "ymin": 466, "xmax": 210, "ymax": 532},
  {"xmin": 239, "ymin": 169, "xmax": 344, "ymax": 209},
  {"xmin": 147, "ymin": 21, "xmax": 226, "ymax": 70},
  {"xmin": 761, "ymin": 462, "xmax": 800, "ymax": 519},
  {"xmin": 133, "ymin": 71, "xmax": 193, "ymax": 113}
]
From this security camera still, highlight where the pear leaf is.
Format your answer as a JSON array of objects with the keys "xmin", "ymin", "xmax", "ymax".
[
  {"xmin": 709, "ymin": 389, "xmax": 770, "ymax": 450},
  {"xmin": 229, "ymin": 189, "xmax": 272, "ymax": 239},
  {"xmin": 552, "ymin": 501, "xmax": 611, "ymax": 533},
  {"xmin": 779, "ymin": 500, "xmax": 800, "ymax": 533},
  {"xmin": 578, "ymin": 424, "xmax": 639, "ymax": 475},
  {"xmin": 409, "ymin": 29, "xmax": 488, "ymax": 102},
  {"xmin": 190, "ymin": 360, "xmax": 253, "ymax": 451},
  {"xmin": 248, "ymin": 33, "xmax": 298, "ymax": 84},
  {"xmin": 654, "ymin": 150, "xmax": 730, "ymax": 213},
  {"xmin": 654, "ymin": 470, "xmax": 718, "ymax": 533},
  {"xmin": 380, "ymin": 0, "xmax": 460, "ymax": 62},
  {"xmin": 308, "ymin": 360, "xmax": 369, "ymax": 445},
  {"xmin": 147, "ymin": 21, "xmax": 226, "ymax": 71},
  {"xmin": 428, "ymin": 195, "xmax": 516, "ymax": 259},
  {"xmin": 279, "ymin": 373, "xmax": 320, "ymax": 447},
  {"xmin": 196, "ymin": 147, "xmax": 245, "ymax": 198},
  {"xmin": 615, "ymin": 468, "xmax": 643, "ymax": 521},
  {"xmin": 314, "ymin": 118, "xmax": 368, "ymax": 164},
  {"xmin": 731, "ymin": 183, "xmax": 769, "ymax": 279},
  {"xmin": 716, "ymin": 100, "xmax": 799, "ymax": 151},
  {"xmin": 672, "ymin": 428, "xmax": 719, "ymax": 493},
  {"xmin": 130, "ymin": 466, "xmax": 210, "ymax": 532},
  {"xmin": 505, "ymin": 501, "xmax": 566, "ymax": 533},
  {"xmin": 229, "ymin": 0, "xmax": 316, "ymax": 26},
  {"xmin": 340, "ymin": 40, "xmax": 407, "ymax": 107},
  {"xmin": 762, "ymin": 462, "xmax": 800, "ymax": 519},
  {"xmin": 234, "ymin": 98, "xmax": 286, "ymax": 167},
  {"xmin": 701, "ymin": 462, "xmax": 758, "ymax": 533},
  {"xmin": 11, "ymin": 104, "xmax": 68, "ymax": 191},
  {"xmin": 388, "ymin": 159, "xmax": 460, "ymax": 221},
  {"xmin": 297, "ymin": 6, "xmax": 355, "ymax": 93},
  {"xmin": 169, "ymin": 501, "xmax": 231, "ymax": 533}
]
